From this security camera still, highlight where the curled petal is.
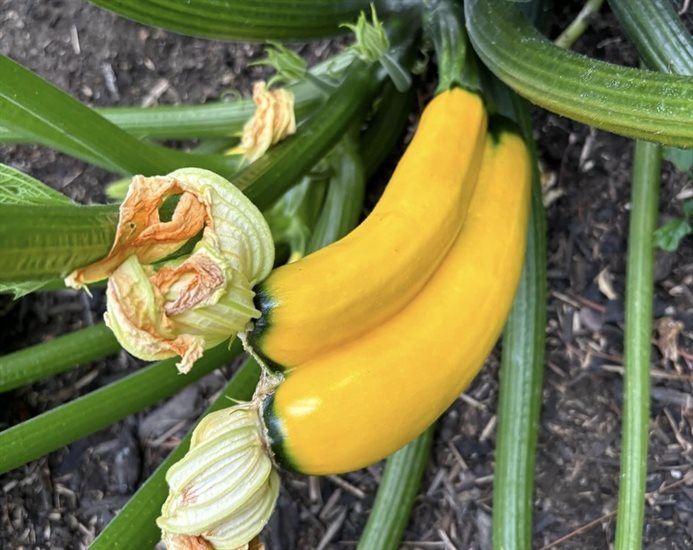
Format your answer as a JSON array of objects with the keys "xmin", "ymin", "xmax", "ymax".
[
  {"xmin": 68, "ymin": 168, "xmax": 275, "ymax": 372},
  {"xmin": 229, "ymin": 82, "xmax": 296, "ymax": 164}
]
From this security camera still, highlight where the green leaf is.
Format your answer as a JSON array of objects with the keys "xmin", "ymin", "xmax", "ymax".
[
  {"xmin": 653, "ymin": 217, "xmax": 692, "ymax": 251},
  {"xmin": 0, "ymin": 280, "xmax": 54, "ymax": 299},
  {"xmin": 0, "ymin": 55, "xmax": 240, "ymax": 177},
  {"xmin": 465, "ymin": 0, "xmax": 693, "ymax": 147},
  {"xmin": 0, "ymin": 163, "xmax": 73, "ymax": 206},
  {"xmin": 88, "ymin": 0, "xmax": 395, "ymax": 41},
  {"xmin": 662, "ymin": 147, "xmax": 693, "ymax": 173}
]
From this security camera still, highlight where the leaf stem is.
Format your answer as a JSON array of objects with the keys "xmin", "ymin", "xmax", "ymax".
[
  {"xmin": 0, "ymin": 340, "xmax": 241, "ymax": 474},
  {"xmin": 0, "ymin": 323, "xmax": 119, "ymax": 393},
  {"xmin": 357, "ymin": 427, "xmax": 434, "ymax": 550},
  {"xmin": 614, "ymin": 139, "xmax": 661, "ymax": 550},
  {"xmin": 484, "ymin": 74, "xmax": 547, "ymax": 550},
  {"xmin": 554, "ymin": 0, "xmax": 605, "ymax": 50}
]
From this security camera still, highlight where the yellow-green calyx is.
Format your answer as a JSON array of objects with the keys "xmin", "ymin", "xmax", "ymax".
[
  {"xmin": 65, "ymin": 168, "xmax": 274, "ymax": 373},
  {"xmin": 157, "ymin": 403, "xmax": 279, "ymax": 550}
]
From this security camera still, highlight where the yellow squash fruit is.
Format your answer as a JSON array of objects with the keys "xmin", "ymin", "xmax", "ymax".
[
  {"xmin": 249, "ymin": 87, "xmax": 488, "ymax": 369},
  {"xmin": 264, "ymin": 122, "xmax": 531, "ymax": 474}
]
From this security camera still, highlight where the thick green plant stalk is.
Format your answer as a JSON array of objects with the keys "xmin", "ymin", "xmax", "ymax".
[
  {"xmin": 308, "ymin": 133, "xmax": 365, "ymax": 251},
  {"xmin": 615, "ymin": 140, "xmax": 661, "ymax": 550},
  {"xmin": 360, "ymin": 82, "xmax": 414, "ymax": 179},
  {"xmin": 91, "ymin": 357, "xmax": 261, "ymax": 549},
  {"xmin": 88, "ymin": 0, "xmax": 409, "ymax": 41},
  {"xmin": 0, "ymin": 55, "xmax": 240, "ymax": 176},
  {"xmin": 0, "ymin": 340, "xmax": 241, "ymax": 474},
  {"xmin": 0, "ymin": 204, "xmax": 118, "ymax": 282},
  {"xmin": 358, "ymin": 427, "xmax": 434, "ymax": 550},
  {"xmin": 464, "ymin": 0, "xmax": 693, "ymax": 147},
  {"xmin": 608, "ymin": 0, "xmax": 693, "ymax": 75},
  {"xmin": 0, "ymin": 323, "xmax": 119, "ymax": 393},
  {"xmin": 483, "ymin": 73, "xmax": 547, "ymax": 549}
]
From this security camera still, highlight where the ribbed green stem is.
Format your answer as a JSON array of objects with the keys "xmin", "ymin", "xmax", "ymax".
[
  {"xmin": 0, "ymin": 340, "xmax": 241, "ymax": 474},
  {"xmin": 308, "ymin": 134, "xmax": 364, "ymax": 252},
  {"xmin": 614, "ymin": 140, "xmax": 661, "ymax": 550},
  {"xmin": 464, "ymin": 0, "xmax": 693, "ymax": 147},
  {"xmin": 554, "ymin": 0, "xmax": 605, "ymax": 49},
  {"xmin": 608, "ymin": 0, "xmax": 693, "ymax": 75},
  {"xmin": 360, "ymin": 82, "xmax": 414, "ymax": 179},
  {"xmin": 0, "ymin": 323, "xmax": 119, "ymax": 393},
  {"xmin": 485, "ymin": 73, "xmax": 547, "ymax": 550},
  {"xmin": 0, "ymin": 204, "xmax": 118, "ymax": 282},
  {"xmin": 88, "ymin": 0, "xmax": 413, "ymax": 41},
  {"xmin": 358, "ymin": 427, "xmax": 434, "ymax": 550},
  {"xmin": 91, "ymin": 356, "xmax": 261, "ymax": 549},
  {"xmin": 425, "ymin": 0, "xmax": 476, "ymax": 93}
]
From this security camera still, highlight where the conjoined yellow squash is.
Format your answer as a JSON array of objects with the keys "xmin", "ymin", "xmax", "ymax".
[
  {"xmin": 263, "ymin": 120, "xmax": 531, "ymax": 474},
  {"xmin": 249, "ymin": 87, "xmax": 487, "ymax": 369}
]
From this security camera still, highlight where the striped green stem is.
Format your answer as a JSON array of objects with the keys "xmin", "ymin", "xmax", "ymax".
[
  {"xmin": 615, "ymin": 140, "xmax": 661, "ymax": 550},
  {"xmin": 358, "ymin": 427, "xmax": 434, "ymax": 550},
  {"xmin": 608, "ymin": 0, "xmax": 693, "ymax": 75},
  {"xmin": 90, "ymin": 356, "xmax": 261, "ymax": 549},
  {"xmin": 485, "ymin": 73, "xmax": 547, "ymax": 550},
  {"xmin": 0, "ymin": 323, "xmax": 119, "ymax": 393},
  {"xmin": 0, "ymin": 340, "xmax": 241, "ymax": 474},
  {"xmin": 464, "ymin": 0, "xmax": 693, "ymax": 147},
  {"xmin": 88, "ymin": 0, "xmax": 412, "ymax": 41}
]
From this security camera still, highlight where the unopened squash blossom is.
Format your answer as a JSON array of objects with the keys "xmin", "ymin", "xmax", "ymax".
[{"xmin": 65, "ymin": 168, "xmax": 274, "ymax": 373}]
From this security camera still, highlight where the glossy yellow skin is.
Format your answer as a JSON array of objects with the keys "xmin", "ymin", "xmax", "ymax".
[
  {"xmin": 267, "ymin": 129, "xmax": 531, "ymax": 475},
  {"xmin": 253, "ymin": 89, "xmax": 487, "ymax": 368}
]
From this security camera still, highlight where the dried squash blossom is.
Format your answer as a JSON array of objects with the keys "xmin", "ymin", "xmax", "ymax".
[
  {"xmin": 66, "ymin": 168, "xmax": 274, "ymax": 373},
  {"xmin": 228, "ymin": 81, "xmax": 296, "ymax": 164}
]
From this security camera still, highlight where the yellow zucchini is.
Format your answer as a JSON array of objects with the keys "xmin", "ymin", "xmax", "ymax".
[
  {"xmin": 249, "ymin": 88, "xmax": 487, "ymax": 369},
  {"xmin": 263, "ymin": 121, "xmax": 531, "ymax": 474}
]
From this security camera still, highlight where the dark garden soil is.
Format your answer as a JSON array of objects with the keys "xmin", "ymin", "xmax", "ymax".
[{"xmin": 1, "ymin": 1, "xmax": 693, "ymax": 549}]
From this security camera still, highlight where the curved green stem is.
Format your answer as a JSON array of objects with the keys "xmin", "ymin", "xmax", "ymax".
[
  {"xmin": 0, "ymin": 340, "xmax": 241, "ymax": 474},
  {"xmin": 90, "ymin": 356, "xmax": 261, "ymax": 549},
  {"xmin": 0, "ymin": 323, "xmax": 119, "ymax": 393},
  {"xmin": 608, "ymin": 0, "xmax": 693, "ymax": 75},
  {"xmin": 358, "ymin": 427, "xmax": 434, "ymax": 550},
  {"xmin": 88, "ymin": 0, "xmax": 412, "ymax": 41},
  {"xmin": 464, "ymin": 0, "xmax": 693, "ymax": 147},
  {"xmin": 614, "ymin": 140, "xmax": 661, "ymax": 550}
]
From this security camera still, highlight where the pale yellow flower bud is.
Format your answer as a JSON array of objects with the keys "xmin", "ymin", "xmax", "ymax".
[{"xmin": 158, "ymin": 403, "xmax": 279, "ymax": 550}]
